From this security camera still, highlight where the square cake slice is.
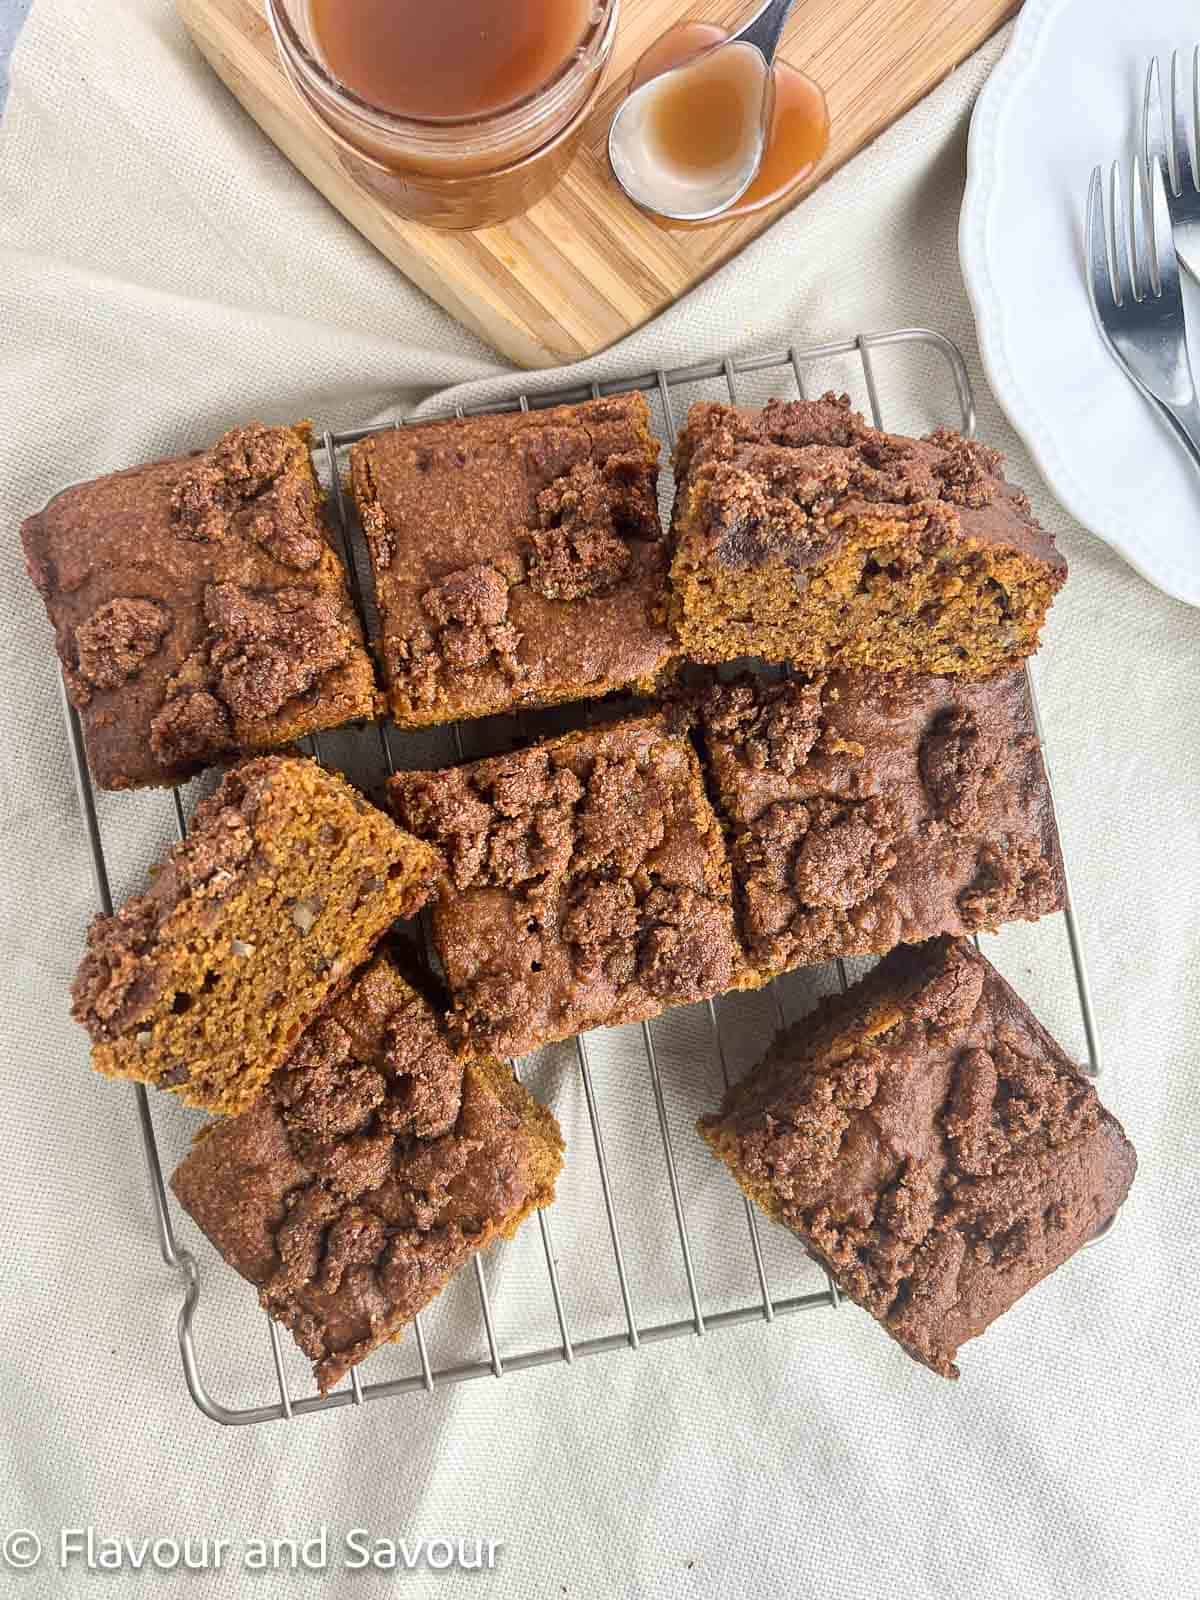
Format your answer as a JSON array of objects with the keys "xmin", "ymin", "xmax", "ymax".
[
  {"xmin": 71, "ymin": 756, "xmax": 438, "ymax": 1114},
  {"xmin": 699, "ymin": 938, "xmax": 1135, "ymax": 1377},
  {"xmin": 697, "ymin": 669, "xmax": 1063, "ymax": 980},
  {"xmin": 21, "ymin": 422, "xmax": 379, "ymax": 789},
  {"xmin": 669, "ymin": 396, "xmax": 1066, "ymax": 677},
  {"xmin": 349, "ymin": 393, "xmax": 673, "ymax": 727},
  {"xmin": 171, "ymin": 953, "xmax": 563, "ymax": 1393},
  {"xmin": 388, "ymin": 711, "xmax": 747, "ymax": 1058}
]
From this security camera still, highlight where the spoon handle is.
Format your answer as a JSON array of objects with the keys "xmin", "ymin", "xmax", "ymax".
[{"xmin": 734, "ymin": 0, "xmax": 798, "ymax": 67}]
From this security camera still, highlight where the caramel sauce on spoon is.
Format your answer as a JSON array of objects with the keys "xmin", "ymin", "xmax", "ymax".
[{"xmin": 628, "ymin": 21, "xmax": 829, "ymax": 223}]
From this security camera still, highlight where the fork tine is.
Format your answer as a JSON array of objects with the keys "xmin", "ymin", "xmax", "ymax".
[
  {"xmin": 1111, "ymin": 160, "xmax": 1139, "ymax": 304},
  {"xmin": 1171, "ymin": 49, "xmax": 1196, "ymax": 193},
  {"xmin": 1193, "ymin": 44, "xmax": 1200, "ymax": 191},
  {"xmin": 1144, "ymin": 55, "xmax": 1170, "ymax": 191},
  {"xmin": 1129, "ymin": 153, "xmax": 1156, "ymax": 297},
  {"xmin": 1148, "ymin": 149, "xmax": 1182, "ymax": 302},
  {"xmin": 1086, "ymin": 165, "xmax": 1116, "ymax": 313},
  {"xmin": 1088, "ymin": 165, "xmax": 1118, "ymax": 309}
]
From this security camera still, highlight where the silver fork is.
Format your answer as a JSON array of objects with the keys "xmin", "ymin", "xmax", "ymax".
[
  {"xmin": 1086, "ymin": 153, "xmax": 1200, "ymax": 468},
  {"xmin": 1142, "ymin": 49, "xmax": 1200, "ymax": 283}
]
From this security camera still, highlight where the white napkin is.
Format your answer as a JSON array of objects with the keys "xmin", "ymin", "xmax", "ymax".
[{"xmin": 0, "ymin": 5, "xmax": 1194, "ymax": 1599}]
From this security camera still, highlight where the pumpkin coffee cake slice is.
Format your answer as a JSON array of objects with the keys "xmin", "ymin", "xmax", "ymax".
[
  {"xmin": 388, "ymin": 709, "xmax": 750, "ymax": 1059},
  {"xmin": 669, "ymin": 395, "xmax": 1066, "ymax": 677},
  {"xmin": 695, "ymin": 667, "xmax": 1064, "ymax": 981},
  {"xmin": 21, "ymin": 421, "xmax": 379, "ymax": 790},
  {"xmin": 171, "ymin": 953, "xmax": 563, "ymax": 1393},
  {"xmin": 71, "ymin": 755, "xmax": 438, "ymax": 1114},
  {"xmin": 699, "ymin": 938, "xmax": 1135, "ymax": 1377},
  {"xmin": 349, "ymin": 393, "xmax": 673, "ymax": 728}
]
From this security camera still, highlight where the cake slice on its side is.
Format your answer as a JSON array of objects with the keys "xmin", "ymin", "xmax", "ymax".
[
  {"xmin": 669, "ymin": 396, "xmax": 1066, "ymax": 677},
  {"xmin": 698, "ymin": 938, "xmax": 1135, "ymax": 1377},
  {"xmin": 171, "ymin": 953, "xmax": 563, "ymax": 1393},
  {"xmin": 71, "ymin": 755, "xmax": 438, "ymax": 1115}
]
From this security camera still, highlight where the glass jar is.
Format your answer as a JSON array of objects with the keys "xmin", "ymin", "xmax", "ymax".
[{"xmin": 267, "ymin": 0, "xmax": 619, "ymax": 230}]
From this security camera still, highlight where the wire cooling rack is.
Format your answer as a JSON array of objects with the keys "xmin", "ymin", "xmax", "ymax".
[{"xmin": 61, "ymin": 328, "xmax": 1105, "ymax": 1426}]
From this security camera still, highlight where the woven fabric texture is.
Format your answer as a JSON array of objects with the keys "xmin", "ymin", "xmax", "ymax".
[{"xmin": 0, "ymin": 5, "xmax": 1195, "ymax": 1598}]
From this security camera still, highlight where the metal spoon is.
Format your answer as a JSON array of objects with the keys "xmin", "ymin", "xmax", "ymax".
[{"xmin": 608, "ymin": 0, "xmax": 797, "ymax": 221}]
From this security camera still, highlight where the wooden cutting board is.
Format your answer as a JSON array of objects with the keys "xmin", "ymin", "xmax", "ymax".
[{"xmin": 176, "ymin": 0, "xmax": 1018, "ymax": 367}]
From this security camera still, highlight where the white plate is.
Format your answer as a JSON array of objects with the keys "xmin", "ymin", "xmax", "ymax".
[{"xmin": 961, "ymin": 0, "xmax": 1200, "ymax": 606}]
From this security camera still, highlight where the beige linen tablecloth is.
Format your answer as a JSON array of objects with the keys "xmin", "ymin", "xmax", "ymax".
[{"xmin": 0, "ymin": 5, "xmax": 1195, "ymax": 1597}]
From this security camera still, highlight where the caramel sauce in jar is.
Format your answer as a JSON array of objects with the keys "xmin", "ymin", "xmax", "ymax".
[
  {"xmin": 309, "ymin": 0, "xmax": 592, "ymax": 121},
  {"xmin": 268, "ymin": 0, "xmax": 617, "ymax": 229},
  {"xmin": 628, "ymin": 21, "xmax": 829, "ymax": 223}
]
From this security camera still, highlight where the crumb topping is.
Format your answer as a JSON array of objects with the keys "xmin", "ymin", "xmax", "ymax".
[
  {"xmin": 204, "ymin": 583, "xmax": 353, "ymax": 722},
  {"xmin": 70, "ymin": 896, "xmax": 163, "ymax": 1042},
  {"xmin": 391, "ymin": 562, "xmax": 525, "ymax": 709},
  {"xmin": 526, "ymin": 462, "xmax": 633, "ymax": 600},
  {"xmin": 926, "ymin": 430, "xmax": 1003, "ymax": 508},
  {"xmin": 71, "ymin": 598, "xmax": 171, "ymax": 698},
  {"xmin": 918, "ymin": 704, "xmax": 996, "ymax": 827},
  {"xmin": 171, "ymin": 423, "xmax": 325, "ymax": 568},
  {"xmin": 149, "ymin": 690, "xmax": 232, "ymax": 767}
]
